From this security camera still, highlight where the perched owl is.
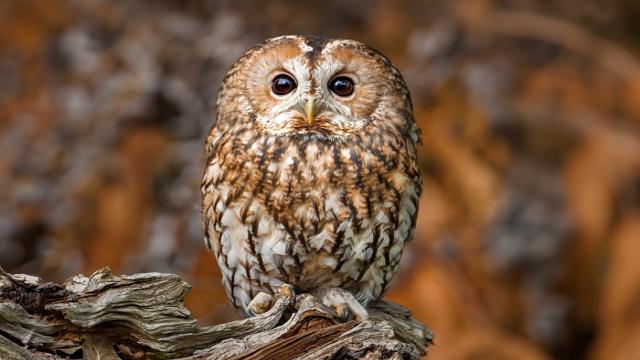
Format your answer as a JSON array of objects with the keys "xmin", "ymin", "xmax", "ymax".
[{"xmin": 202, "ymin": 35, "xmax": 421, "ymax": 320}]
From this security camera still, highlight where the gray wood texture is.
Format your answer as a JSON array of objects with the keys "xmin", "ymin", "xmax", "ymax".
[{"xmin": 0, "ymin": 268, "xmax": 432, "ymax": 359}]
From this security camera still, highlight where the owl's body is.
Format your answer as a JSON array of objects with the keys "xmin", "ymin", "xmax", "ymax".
[{"xmin": 202, "ymin": 36, "xmax": 421, "ymax": 317}]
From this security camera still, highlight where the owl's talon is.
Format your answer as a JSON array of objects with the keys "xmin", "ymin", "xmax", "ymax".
[
  {"xmin": 334, "ymin": 303, "xmax": 350, "ymax": 321},
  {"xmin": 276, "ymin": 284, "xmax": 296, "ymax": 302},
  {"xmin": 247, "ymin": 292, "xmax": 274, "ymax": 315},
  {"xmin": 313, "ymin": 287, "xmax": 369, "ymax": 322}
]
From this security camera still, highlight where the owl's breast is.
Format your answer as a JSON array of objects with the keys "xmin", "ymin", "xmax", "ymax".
[
  {"xmin": 250, "ymin": 140, "xmax": 393, "ymax": 234},
  {"xmin": 203, "ymin": 131, "xmax": 420, "ymax": 300}
]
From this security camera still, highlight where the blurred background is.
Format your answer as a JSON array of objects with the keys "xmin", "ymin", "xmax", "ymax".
[{"xmin": 1, "ymin": 0, "xmax": 640, "ymax": 359}]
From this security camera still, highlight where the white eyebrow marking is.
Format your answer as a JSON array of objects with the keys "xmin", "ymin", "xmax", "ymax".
[{"xmin": 269, "ymin": 35, "xmax": 300, "ymax": 42}]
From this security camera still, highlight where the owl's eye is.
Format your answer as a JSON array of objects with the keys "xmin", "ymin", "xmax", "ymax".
[
  {"xmin": 271, "ymin": 74, "xmax": 297, "ymax": 95},
  {"xmin": 328, "ymin": 76, "xmax": 355, "ymax": 97}
]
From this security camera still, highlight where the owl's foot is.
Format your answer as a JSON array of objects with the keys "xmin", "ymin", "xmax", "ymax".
[
  {"xmin": 247, "ymin": 292, "xmax": 273, "ymax": 315},
  {"xmin": 276, "ymin": 283, "xmax": 296, "ymax": 301},
  {"xmin": 312, "ymin": 287, "xmax": 369, "ymax": 322},
  {"xmin": 247, "ymin": 284, "xmax": 297, "ymax": 315}
]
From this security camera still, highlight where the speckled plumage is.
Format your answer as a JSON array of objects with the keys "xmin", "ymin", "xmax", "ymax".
[{"xmin": 202, "ymin": 35, "xmax": 422, "ymax": 317}]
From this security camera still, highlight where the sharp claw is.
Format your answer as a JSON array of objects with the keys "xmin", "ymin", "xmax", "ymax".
[
  {"xmin": 276, "ymin": 284, "xmax": 296, "ymax": 302},
  {"xmin": 334, "ymin": 303, "xmax": 349, "ymax": 320}
]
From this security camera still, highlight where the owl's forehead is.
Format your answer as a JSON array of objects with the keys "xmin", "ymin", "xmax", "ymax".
[{"xmin": 261, "ymin": 35, "xmax": 371, "ymax": 69}]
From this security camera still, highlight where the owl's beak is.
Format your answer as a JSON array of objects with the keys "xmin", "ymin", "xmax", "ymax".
[{"xmin": 304, "ymin": 97, "xmax": 315, "ymax": 125}]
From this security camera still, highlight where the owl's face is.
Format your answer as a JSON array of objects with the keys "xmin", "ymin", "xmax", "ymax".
[{"xmin": 216, "ymin": 35, "xmax": 413, "ymax": 140}]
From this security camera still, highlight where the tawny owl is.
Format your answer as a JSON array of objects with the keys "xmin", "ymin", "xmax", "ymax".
[{"xmin": 202, "ymin": 35, "xmax": 421, "ymax": 320}]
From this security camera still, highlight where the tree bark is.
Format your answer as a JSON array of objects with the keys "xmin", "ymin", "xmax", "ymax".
[{"xmin": 0, "ymin": 268, "xmax": 433, "ymax": 359}]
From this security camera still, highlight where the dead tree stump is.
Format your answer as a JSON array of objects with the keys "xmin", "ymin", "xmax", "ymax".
[{"xmin": 0, "ymin": 267, "xmax": 433, "ymax": 359}]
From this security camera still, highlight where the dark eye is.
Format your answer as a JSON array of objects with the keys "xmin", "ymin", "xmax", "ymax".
[
  {"xmin": 271, "ymin": 74, "xmax": 297, "ymax": 95},
  {"xmin": 328, "ymin": 76, "xmax": 355, "ymax": 97}
]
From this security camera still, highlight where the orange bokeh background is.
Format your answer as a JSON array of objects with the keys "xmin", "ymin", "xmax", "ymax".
[{"xmin": 2, "ymin": 1, "xmax": 640, "ymax": 359}]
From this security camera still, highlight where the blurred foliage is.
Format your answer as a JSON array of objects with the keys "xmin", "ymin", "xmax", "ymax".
[{"xmin": 1, "ymin": 0, "xmax": 640, "ymax": 359}]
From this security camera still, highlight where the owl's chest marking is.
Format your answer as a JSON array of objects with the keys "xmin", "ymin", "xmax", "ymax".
[{"xmin": 203, "ymin": 130, "xmax": 420, "ymax": 310}]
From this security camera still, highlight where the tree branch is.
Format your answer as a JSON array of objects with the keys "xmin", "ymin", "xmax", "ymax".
[{"xmin": 0, "ymin": 268, "xmax": 433, "ymax": 359}]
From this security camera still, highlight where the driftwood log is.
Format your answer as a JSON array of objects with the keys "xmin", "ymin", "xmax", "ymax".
[{"xmin": 0, "ymin": 267, "xmax": 433, "ymax": 359}]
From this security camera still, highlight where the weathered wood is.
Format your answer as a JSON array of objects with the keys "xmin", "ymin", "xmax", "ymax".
[{"xmin": 0, "ymin": 267, "xmax": 433, "ymax": 359}]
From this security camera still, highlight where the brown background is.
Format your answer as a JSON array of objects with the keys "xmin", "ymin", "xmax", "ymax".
[{"xmin": 1, "ymin": 1, "xmax": 640, "ymax": 359}]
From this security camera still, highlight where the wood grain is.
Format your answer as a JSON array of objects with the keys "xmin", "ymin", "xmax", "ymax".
[{"xmin": 0, "ymin": 268, "xmax": 432, "ymax": 359}]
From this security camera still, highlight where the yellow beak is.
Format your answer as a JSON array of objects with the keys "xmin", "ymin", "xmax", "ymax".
[{"xmin": 304, "ymin": 97, "xmax": 315, "ymax": 125}]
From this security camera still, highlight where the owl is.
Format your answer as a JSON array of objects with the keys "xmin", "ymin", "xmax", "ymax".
[{"xmin": 202, "ymin": 35, "xmax": 421, "ymax": 320}]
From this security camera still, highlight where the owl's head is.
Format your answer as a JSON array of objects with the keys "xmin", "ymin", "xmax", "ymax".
[{"xmin": 215, "ymin": 35, "xmax": 414, "ymax": 141}]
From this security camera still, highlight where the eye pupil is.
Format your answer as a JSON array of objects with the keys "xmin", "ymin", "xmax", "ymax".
[
  {"xmin": 271, "ymin": 74, "xmax": 296, "ymax": 95},
  {"xmin": 329, "ymin": 76, "xmax": 354, "ymax": 96}
]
